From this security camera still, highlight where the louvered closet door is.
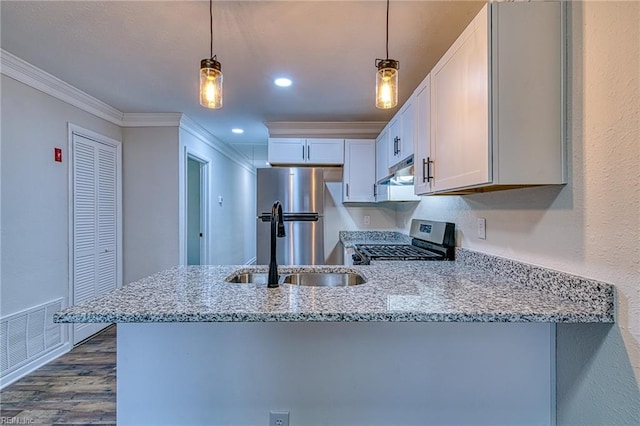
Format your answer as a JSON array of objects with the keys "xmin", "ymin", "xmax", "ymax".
[{"xmin": 73, "ymin": 134, "xmax": 117, "ymax": 344}]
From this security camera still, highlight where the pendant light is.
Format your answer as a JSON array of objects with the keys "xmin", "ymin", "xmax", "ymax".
[
  {"xmin": 375, "ymin": 0, "xmax": 399, "ymax": 109},
  {"xmin": 199, "ymin": 0, "xmax": 223, "ymax": 109}
]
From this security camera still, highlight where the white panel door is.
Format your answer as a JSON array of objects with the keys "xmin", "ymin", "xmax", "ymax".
[
  {"xmin": 343, "ymin": 139, "xmax": 375, "ymax": 203},
  {"xmin": 306, "ymin": 139, "xmax": 344, "ymax": 165},
  {"xmin": 375, "ymin": 128, "xmax": 390, "ymax": 202},
  {"xmin": 73, "ymin": 134, "xmax": 117, "ymax": 344},
  {"xmin": 431, "ymin": 5, "xmax": 490, "ymax": 192},
  {"xmin": 414, "ymin": 75, "xmax": 432, "ymax": 195},
  {"xmin": 267, "ymin": 138, "xmax": 306, "ymax": 164}
]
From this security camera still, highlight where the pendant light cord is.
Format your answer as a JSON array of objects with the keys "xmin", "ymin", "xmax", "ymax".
[
  {"xmin": 209, "ymin": 0, "xmax": 213, "ymax": 59},
  {"xmin": 386, "ymin": 0, "xmax": 389, "ymax": 59}
]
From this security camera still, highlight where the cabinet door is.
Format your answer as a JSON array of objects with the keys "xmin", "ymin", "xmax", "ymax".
[
  {"xmin": 431, "ymin": 4, "xmax": 490, "ymax": 192},
  {"xmin": 267, "ymin": 138, "xmax": 306, "ymax": 164},
  {"xmin": 413, "ymin": 74, "xmax": 432, "ymax": 195},
  {"xmin": 343, "ymin": 139, "xmax": 376, "ymax": 203},
  {"xmin": 375, "ymin": 129, "xmax": 390, "ymax": 202},
  {"xmin": 387, "ymin": 114, "xmax": 401, "ymax": 168},
  {"xmin": 375, "ymin": 128, "xmax": 390, "ymax": 182},
  {"xmin": 399, "ymin": 98, "xmax": 415, "ymax": 161},
  {"xmin": 306, "ymin": 139, "xmax": 344, "ymax": 165}
]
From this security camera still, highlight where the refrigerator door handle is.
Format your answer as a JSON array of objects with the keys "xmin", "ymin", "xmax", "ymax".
[
  {"xmin": 284, "ymin": 212, "xmax": 318, "ymax": 222},
  {"xmin": 258, "ymin": 212, "xmax": 319, "ymax": 222}
]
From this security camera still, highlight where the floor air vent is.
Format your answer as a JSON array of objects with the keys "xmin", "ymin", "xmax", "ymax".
[{"xmin": 0, "ymin": 299, "xmax": 64, "ymax": 379}]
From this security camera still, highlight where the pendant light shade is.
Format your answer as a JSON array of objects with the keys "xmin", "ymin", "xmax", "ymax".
[
  {"xmin": 199, "ymin": 0, "xmax": 223, "ymax": 109},
  {"xmin": 200, "ymin": 57, "xmax": 223, "ymax": 109},
  {"xmin": 375, "ymin": 0, "xmax": 399, "ymax": 110}
]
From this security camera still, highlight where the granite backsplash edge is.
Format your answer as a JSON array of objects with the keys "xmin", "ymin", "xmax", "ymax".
[{"xmin": 456, "ymin": 248, "xmax": 615, "ymax": 320}]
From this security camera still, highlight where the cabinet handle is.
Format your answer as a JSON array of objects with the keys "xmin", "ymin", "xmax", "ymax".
[
  {"xmin": 307, "ymin": 145, "xmax": 310, "ymax": 160},
  {"xmin": 396, "ymin": 137, "xmax": 401, "ymax": 156},
  {"xmin": 426, "ymin": 156, "xmax": 434, "ymax": 182},
  {"xmin": 302, "ymin": 145, "xmax": 305, "ymax": 160},
  {"xmin": 373, "ymin": 184, "xmax": 377, "ymax": 197},
  {"xmin": 422, "ymin": 158, "xmax": 428, "ymax": 183},
  {"xmin": 346, "ymin": 183, "xmax": 350, "ymax": 197}
]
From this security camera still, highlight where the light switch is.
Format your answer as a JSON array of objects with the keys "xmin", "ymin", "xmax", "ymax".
[
  {"xmin": 477, "ymin": 218, "xmax": 486, "ymax": 240},
  {"xmin": 363, "ymin": 215, "xmax": 371, "ymax": 226},
  {"xmin": 218, "ymin": 196, "xmax": 224, "ymax": 205}
]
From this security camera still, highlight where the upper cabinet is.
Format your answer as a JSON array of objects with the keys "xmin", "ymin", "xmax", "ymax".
[
  {"xmin": 413, "ymin": 74, "xmax": 431, "ymax": 195},
  {"xmin": 387, "ymin": 99, "xmax": 415, "ymax": 169},
  {"xmin": 343, "ymin": 139, "xmax": 376, "ymax": 203},
  {"xmin": 268, "ymin": 138, "xmax": 344, "ymax": 165},
  {"xmin": 424, "ymin": 2, "xmax": 566, "ymax": 194},
  {"xmin": 375, "ymin": 127, "xmax": 390, "ymax": 184}
]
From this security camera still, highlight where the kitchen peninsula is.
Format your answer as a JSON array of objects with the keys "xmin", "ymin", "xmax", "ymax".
[{"xmin": 55, "ymin": 249, "xmax": 613, "ymax": 426}]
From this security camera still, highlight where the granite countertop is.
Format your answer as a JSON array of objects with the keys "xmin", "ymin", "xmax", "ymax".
[
  {"xmin": 54, "ymin": 249, "xmax": 614, "ymax": 324},
  {"xmin": 339, "ymin": 231, "xmax": 412, "ymax": 248}
]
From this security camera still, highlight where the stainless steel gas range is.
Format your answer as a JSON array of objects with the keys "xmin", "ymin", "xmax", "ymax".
[{"xmin": 352, "ymin": 219, "xmax": 455, "ymax": 265}]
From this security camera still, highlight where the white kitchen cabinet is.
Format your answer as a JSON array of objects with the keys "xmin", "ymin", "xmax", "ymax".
[
  {"xmin": 428, "ymin": 2, "xmax": 566, "ymax": 194},
  {"xmin": 413, "ymin": 74, "xmax": 432, "ymax": 195},
  {"xmin": 343, "ymin": 139, "xmax": 376, "ymax": 203},
  {"xmin": 268, "ymin": 138, "xmax": 344, "ymax": 165},
  {"xmin": 387, "ymin": 98, "xmax": 415, "ymax": 168},
  {"xmin": 375, "ymin": 127, "xmax": 389, "ymax": 202}
]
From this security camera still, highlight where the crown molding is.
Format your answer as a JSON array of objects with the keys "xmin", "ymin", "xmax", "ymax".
[
  {"xmin": 1, "ymin": 49, "xmax": 124, "ymax": 125},
  {"xmin": 179, "ymin": 115, "xmax": 255, "ymax": 173},
  {"xmin": 1, "ymin": 50, "xmax": 253, "ymax": 170},
  {"xmin": 121, "ymin": 113, "xmax": 184, "ymax": 127},
  {"xmin": 265, "ymin": 121, "xmax": 387, "ymax": 138}
]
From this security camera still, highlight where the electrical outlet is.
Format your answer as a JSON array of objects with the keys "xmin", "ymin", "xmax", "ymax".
[
  {"xmin": 363, "ymin": 215, "xmax": 371, "ymax": 226},
  {"xmin": 477, "ymin": 217, "xmax": 486, "ymax": 240},
  {"xmin": 269, "ymin": 411, "xmax": 289, "ymax": 426}
]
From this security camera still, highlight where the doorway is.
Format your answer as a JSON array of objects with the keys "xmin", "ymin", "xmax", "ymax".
[{"xmin": 186, "ymin": 157, "xmax": 206, "ymax": 265}]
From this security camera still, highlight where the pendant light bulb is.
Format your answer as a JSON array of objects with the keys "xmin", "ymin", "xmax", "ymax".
[
  {"xmin": 200, "ymin": 57, "xmax": 223, "ymax": 109},
  {"xmin": 375, "ymin": 0, "xmax": 399, "ymax": 110},
  {"xmin": 199, "ymin": 0, "xmax": 223, "ymax": 109},
  {"xmin": 376, "ymin": 59, "xmax": 399, "ymax": 109}
]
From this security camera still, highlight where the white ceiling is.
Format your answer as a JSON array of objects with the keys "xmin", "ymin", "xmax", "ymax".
[{"xmin": 1, "ymin": 1, "xmax": 484, "ymax": 148}]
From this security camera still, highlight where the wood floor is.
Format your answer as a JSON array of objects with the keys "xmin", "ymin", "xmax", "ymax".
[{"xmin": 0, "ymin": 325, "xmax": 116, "ymax": 425}]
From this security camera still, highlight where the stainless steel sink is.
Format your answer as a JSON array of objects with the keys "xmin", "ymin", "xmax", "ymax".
[
  {"xmin": 281, "ymin": 272, "xmax": 366, "ymax": 287},
  {"xmin": 225, "ymin": 271, "xmax": 366, "ymax": 286}
]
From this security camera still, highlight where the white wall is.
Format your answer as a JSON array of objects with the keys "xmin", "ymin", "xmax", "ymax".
[
  {"xmin": 0, "ymin": 75, "xmax": 122, "ymax": 316},
  {"xmin": 179, "ymin": 126, "xmax": 256, "ymax": 265},
  {"xmin": 397, "ymin": 2, "xmax": 640, "ymax": 422},
  {"xmin": 121, "ymin": 127, "xmax": 180, "ymax": 284}
]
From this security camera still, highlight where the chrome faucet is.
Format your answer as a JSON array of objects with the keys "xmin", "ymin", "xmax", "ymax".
[{"xmin": 268, "ymin": 201, "xmax": 286, "ymax": 288}]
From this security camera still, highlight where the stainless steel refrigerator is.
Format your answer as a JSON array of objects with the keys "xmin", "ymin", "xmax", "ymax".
[{"xmin": 256, "ymin": 167, "xmax": 325, "ymax": 265}]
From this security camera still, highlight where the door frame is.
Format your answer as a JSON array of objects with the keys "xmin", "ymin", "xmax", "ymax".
[
  {"xmin": 181, "ymin": 148, "xmax": 210, "ymax": 265},
  {"xmin": 67, "ymin": 123, "xmax": 122, "ymax": 345}
]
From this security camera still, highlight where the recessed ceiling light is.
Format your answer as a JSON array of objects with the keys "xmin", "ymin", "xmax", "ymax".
[
  {"xmin": 274, "ymin": 78, "xmax": 292, "ymax": 87},
  {"xmin": 231, "ymin": 128, "xmax": 244, "ymax": 134}
]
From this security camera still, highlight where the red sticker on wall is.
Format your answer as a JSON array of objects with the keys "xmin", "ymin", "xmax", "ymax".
[{"xmin": 54, "ymin": 148, "xmax": 62, "ymax": 162}]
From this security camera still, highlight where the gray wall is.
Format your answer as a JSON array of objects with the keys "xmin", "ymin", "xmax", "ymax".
[
  {"xmin": 121, "ymin": 127, "xmax": 180, "ymax": 284},
  {"xmin": 1, "ymin": 75, "xmax": 122, "ymax": 316}
]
